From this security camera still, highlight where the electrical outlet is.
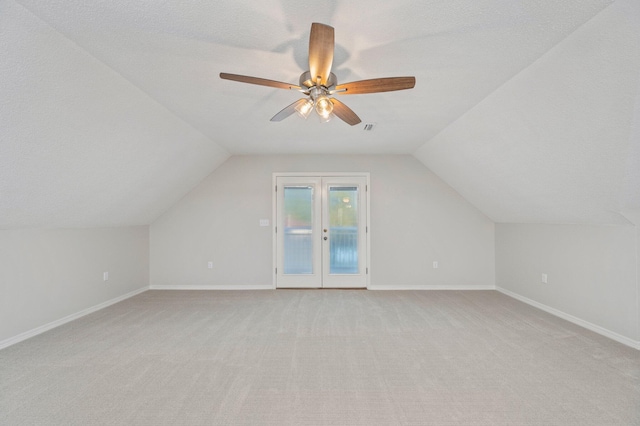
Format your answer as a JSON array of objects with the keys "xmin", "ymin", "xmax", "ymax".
[
  {"xmin": 541, "ymin": 273, "xmax": 548, "ymax": 284},
  {"xmin": 207, "ymin": 261, "xmax": 213, "ymax": 269},
  {"xmin": 103, "ymin": 272, "xmax": 109, "ymax": 281},
  {"xmin": 433, "ymin": 261, "xmax": 439, "ymax": 269}
]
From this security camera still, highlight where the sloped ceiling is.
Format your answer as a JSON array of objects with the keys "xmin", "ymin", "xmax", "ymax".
[
  {"xmin": 415, "ymin": 0, "xmax": 640, "ymax": 225},
  {"xmin": 1, "ymin": 0, "xmax": 638, "ymax": 228},
  {"xmin": 0, "ymin": 0, "xmax": 229, "ymax": 229}
]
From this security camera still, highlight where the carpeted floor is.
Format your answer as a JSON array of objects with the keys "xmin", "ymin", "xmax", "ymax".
[{"xmin": 1, "ymin": 290, "xmax": 639, "ymax": 425}]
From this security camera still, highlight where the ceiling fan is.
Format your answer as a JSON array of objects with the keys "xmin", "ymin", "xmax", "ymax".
[{"xmin": 220, "ymin": 23, "xmax": 416, "ymax": 126}]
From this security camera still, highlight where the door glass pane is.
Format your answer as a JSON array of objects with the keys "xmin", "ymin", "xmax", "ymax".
[
  {"xmin": 283, "ymin": 186, "xmax": 314, "ymax": 274},
  {"xmin": 328, "ymin": 186, "xmax": 359, "ymax": 274}
]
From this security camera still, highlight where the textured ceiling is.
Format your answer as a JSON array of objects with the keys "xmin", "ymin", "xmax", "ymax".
[
  {"xmin": 0, "ymin": 0, "xmax": 229, "ymax": 229},
  {"xmin": 1, "ymin": 0, "xmax": 638, "ymax": 228},
  {"xmin": 415, "ymin": 0, "xmax": 640, "ymax": 225}
]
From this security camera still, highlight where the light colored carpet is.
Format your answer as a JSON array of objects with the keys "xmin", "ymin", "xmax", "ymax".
[{"xmin": 1, "ymin": 290, "xmax": 639, "ymax": 425}]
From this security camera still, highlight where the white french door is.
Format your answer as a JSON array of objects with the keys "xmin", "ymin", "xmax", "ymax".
[{"xmin": 275, "ymin": 175, "xmax": 368, "ymax": 288}]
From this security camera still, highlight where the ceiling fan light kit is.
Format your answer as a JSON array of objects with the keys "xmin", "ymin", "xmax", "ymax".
[{"xmin": 220, "ymin": 23, "xmax": 416, "ymax": 126}]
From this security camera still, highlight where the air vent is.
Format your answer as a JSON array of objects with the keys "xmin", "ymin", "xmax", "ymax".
[{"xmin": 363, "ymin": 123, "xmax": 376, "ymax": 131}]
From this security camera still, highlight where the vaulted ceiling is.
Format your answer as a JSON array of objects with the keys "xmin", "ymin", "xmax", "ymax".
[{"xmin": 1, "ymin": 0, "xmax": 639, "ymax": 228}]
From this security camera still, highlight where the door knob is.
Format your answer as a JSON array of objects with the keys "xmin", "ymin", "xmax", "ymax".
[
  {"xmin": 323, "ymin": 229, "xmax": 328, "ymax": 233},
  {"xmin": 323, "ymin": 236, "xmax": 328, "ymax": 240}
]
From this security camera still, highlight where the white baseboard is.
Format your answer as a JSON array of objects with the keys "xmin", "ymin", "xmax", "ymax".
[
  {"xmin": 0, "ymin": 286, "xmax": 148, "ymax": 351},
  {"xmin": 149, "ymin": 285, "xmax": 496, "ymax": 290},
  {"xmin": 496, "ymin": 286, "xmax": 640, "ymax": 351},
  {"xmin": 368, "ymin": 284, "xmax": 496, "ymax": 291},
  {"xmin": 149, "ymin": 285, "xmax": 274, "ymax": 290},
  {"xmin": 151, "ymin": 284, "xmax": 495, "ymax": 291}
]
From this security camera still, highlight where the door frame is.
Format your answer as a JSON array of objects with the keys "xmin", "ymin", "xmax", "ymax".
[{"xmin": 272, "ymin": 172, "xmax": 371, "ymax": 289}]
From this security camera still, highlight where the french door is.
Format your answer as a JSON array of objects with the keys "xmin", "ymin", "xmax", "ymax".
[{"xmin": 275, "ymin": 175, "xmax": 368, "ymax": 288}]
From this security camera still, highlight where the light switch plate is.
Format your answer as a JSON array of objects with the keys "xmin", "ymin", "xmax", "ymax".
[{"xmin": 259, "ymin": 219, "xmax": 269, "ymax": 227}]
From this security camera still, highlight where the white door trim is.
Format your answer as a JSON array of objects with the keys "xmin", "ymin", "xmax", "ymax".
[{"xmin": 272, "ymin": 172, "xmax": 371, "ymax": 289}]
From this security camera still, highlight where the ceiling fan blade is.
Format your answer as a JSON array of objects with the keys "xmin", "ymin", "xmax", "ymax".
[
  {"xmin": 335, "ymin": 77, "xmax": 416, "ymax": 95},
  {"xmin": 308, "ymin": 23, "xmax": 334, "ymax": 86},
  {"xmin": 330, "ymin": 98, "xmax": 361, "ymax": 126},
  {"xmin": 220, "ymin": 73, "xmax": 300, "ymax": 90},
  {"xmin": 270, "ymin": 99, "xmax": 309, "ymax": 122}
]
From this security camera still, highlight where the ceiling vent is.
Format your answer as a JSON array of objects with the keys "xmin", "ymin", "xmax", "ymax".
[{"xmin": 363, "ymin": 123, "xmax": 376, "ymax": 131}]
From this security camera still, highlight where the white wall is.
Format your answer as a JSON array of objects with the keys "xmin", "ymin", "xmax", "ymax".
[
  {"xmin": 622, "ymin": 209, "xmax": 640, "ymax": 345},
  {"xmin": 150, "ymin": 155, "xmax": 495, "ymax": 289},
  {"xmin": 0, "ymin": 226, "xmax": 149, "ymax": 344},
  {"xmin": 496, "ymin": 223, "xmax": 639, "ymax": 345}
]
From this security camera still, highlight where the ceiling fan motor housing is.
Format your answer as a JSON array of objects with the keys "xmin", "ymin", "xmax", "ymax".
[{"xmin": 300, "ymin": 71, "xmax": 337, "ymax": 90}]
